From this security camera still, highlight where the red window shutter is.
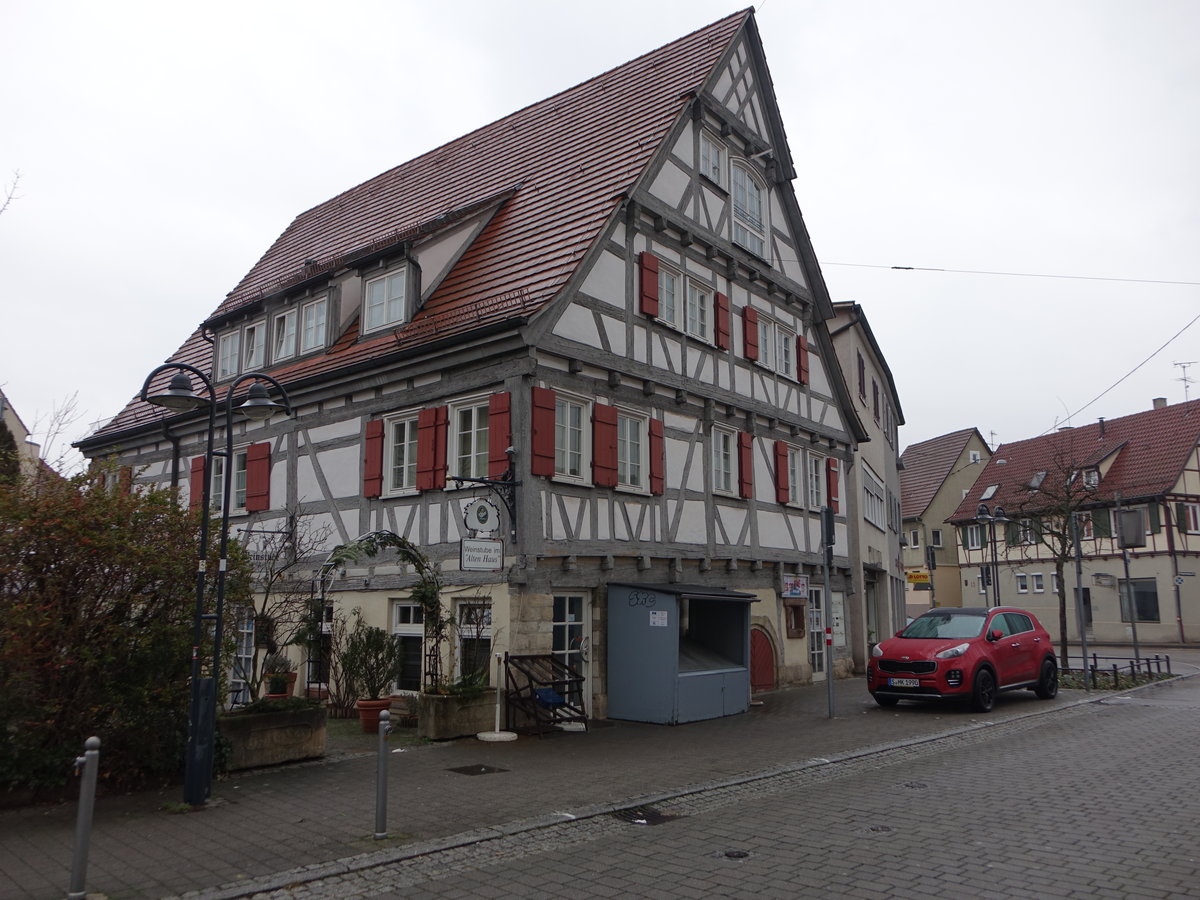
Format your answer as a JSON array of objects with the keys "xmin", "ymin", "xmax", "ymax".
[
  {"xmin": 189, "ymin": 456, "xmax": 207, "ymax": 509},
  {"xmin": 416, "ymin": 406, "xmax": 448, "ymax": 491},
  {"xmin": 245, "ymin": 442, "xmax": 272, "ymax": 512},
  {"xmin": 363, "ymin": 419, "xmax": 384, "ymax": 498},
  {"xmin": 639, "ymin": 251, "xmax": 660, "ymax": 317},
  {"xmin": 714, "ymin": 292, "xmax": 731, "ymax": 350},
  {"xmin": 488, "ymin": 392, "xmax": 512, "ymax": 478},
  {"xmin": 797, "ymin": 334, "xmax": 810, "ymax": 385},
  {"xmin": 592, "ymin": 403, "xmax": 618, "ymax": 487},
  {"xmin": 738, "ymin": 432, "xmax": 754, "ymax": 499},
  {"xmin": 773, "ymin": 441, "xmax": 790, "ymax": 504},
  {"xmin": 742, "ymin": 306, "xmax": 759, "ymax": 361},
  {"xmin": 530, "ymin": 386, "xmax": 557, "ymax": 477},
  {"xmin": 649, "ymin": 418, "xmax": 665, "ymax": 495},
  {"xmin": 826, "ymin": 457, "xmax": 841, "ymax": 513}
]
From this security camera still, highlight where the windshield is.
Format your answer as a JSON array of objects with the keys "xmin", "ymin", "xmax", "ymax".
[{"xmin": 901, "ymin": 613, "xmax": 987, "ymax": 640}]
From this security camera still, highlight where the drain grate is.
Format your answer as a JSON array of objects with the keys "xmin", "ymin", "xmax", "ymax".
[
  {"xmin": 612, "ymin": 805, "xmax": 678, "ymax": 826},
  {"xmin": 447, "ymin": 764, "xmax": 509, "ymax": 776}
]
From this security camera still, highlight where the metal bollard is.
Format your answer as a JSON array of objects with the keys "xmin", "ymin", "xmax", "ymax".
[
  {"xmin": 374, "ymin": 709, "xmax": 391, "ymax": 840},
  {"xmin": 1166, "ymin": 654, "xmax": 1172, "ymax": 676},
  {"xmin": 68, "ymin": 736, "xmax": 101, "ymax": 900}
]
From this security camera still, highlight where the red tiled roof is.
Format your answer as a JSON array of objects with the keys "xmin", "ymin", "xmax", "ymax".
[
  {"xmin": 900, "ymin": 428, "xmax": 984, "ymax": 520},
  {"xmin": 947, "ymin": 399, "xmax": 1200, "ymax": 523},
  {"xmin": 87, "ymin": 10, "xmax": 753, "ymax": 442}
]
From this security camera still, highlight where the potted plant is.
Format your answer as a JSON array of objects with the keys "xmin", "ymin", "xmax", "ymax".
[
  {"xmin": 339, "ymin": 610, "xmax": 404, "ymax": 732},
  {"xmin": 261, "ymin": 652, "xmax": 297, "ymax": 698},
  {"xmin": 264, "ymin": 672, "xmax": 290, "ymax": 700}
]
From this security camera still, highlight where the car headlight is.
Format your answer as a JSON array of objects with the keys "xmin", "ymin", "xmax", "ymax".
[
  {"xmin": 935, "ymin": 642, "xmax": 970, "ymax": 659},
  {"xmin": 871, "ymin": 643, "xmax": 884, "ymax": 658}
]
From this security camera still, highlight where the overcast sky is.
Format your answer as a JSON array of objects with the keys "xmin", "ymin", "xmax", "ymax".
[{"xmin": 3, "ymin": 0, "xmax": 1198, "ymax": 467}]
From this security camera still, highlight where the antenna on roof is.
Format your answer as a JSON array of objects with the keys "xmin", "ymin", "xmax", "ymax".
[{"xmin": 1174, "ymin": 360, "xmax": 1196, "ymax": 403}]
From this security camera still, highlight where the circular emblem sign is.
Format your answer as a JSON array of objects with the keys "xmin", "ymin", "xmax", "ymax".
[{"xmin": 462, "ymin": 498, "xmax": 501, "ymax": 533}]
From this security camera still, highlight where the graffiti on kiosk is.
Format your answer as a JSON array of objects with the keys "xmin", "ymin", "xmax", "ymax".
[{"xmin": 628, "ymin": 590, "xmax": 657, "ymax": 607}]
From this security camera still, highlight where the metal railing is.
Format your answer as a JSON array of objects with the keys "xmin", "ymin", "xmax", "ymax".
[{"xmin": 1063, "ymin": 653, "xmax": 1173, "ymax": 689}]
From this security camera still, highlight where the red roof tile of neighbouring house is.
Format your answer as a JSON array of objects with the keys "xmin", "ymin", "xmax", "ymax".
[
  {"xmin": 947, "ymin": 399, "xmax": 1200, "ymax": 523},
  {"xmin": 85, "ymin": 10, "xmax": 754, "ymax": 442},
  {"xmin": 900, "ymin": 428, "xmax": 986, "ymax": 521}
]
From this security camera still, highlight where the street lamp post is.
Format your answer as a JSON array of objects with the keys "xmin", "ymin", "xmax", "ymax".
[
  {"xmin": 141, "ymin": 364, "xmax": 293, "ymax": 806},
  {"xmin": 975, "ymin": 503, "xmax": 1009, "ymax": 608}
]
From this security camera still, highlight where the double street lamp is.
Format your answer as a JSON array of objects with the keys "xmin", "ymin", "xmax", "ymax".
[
  {"xmin": 141, "ymin": 363, "xmax": 293, "ymax": 806},
  {"xmin": 975, "ymin": 503, "xmax": 1009, "ymax": 608}
]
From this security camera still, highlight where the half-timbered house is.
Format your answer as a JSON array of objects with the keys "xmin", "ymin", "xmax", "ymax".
[{"xmin": 78, "ymin": 10, "xmax": 870, "ymax": 719}]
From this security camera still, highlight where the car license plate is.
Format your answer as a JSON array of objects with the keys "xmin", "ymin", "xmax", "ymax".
[{"xmin": 888, "ymin": 677, "xmax": 919, "ymax": 688}]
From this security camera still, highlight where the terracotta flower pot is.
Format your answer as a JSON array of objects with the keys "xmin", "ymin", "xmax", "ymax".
[{"xmin": 356, "ymin": 697, "xmax": 393, "ymax": 733}]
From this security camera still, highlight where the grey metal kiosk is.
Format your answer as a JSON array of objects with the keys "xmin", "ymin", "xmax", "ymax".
[{"xmin": 606, "ymin": 583, "xmax": 757, "ymax": 724}]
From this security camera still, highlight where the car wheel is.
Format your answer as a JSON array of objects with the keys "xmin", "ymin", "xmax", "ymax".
[
  {"xmin": 970, "ymin": 668, "xmax": 995, "ymax": 712},
  {"xmin": 1035, "ymin": 658, "xmax": 1059, "ymax": 699},
  {"xmin": 874, "ymin": 695, "xmax": 899, "ymax": 708}
]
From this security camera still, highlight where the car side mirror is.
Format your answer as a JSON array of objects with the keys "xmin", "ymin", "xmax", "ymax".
[{"xmin": 988, "ymin": 629, "xmax": 1003, "ymax": 642}]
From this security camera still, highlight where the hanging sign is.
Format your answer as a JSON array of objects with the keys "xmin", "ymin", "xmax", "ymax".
[
  {"xmin": 782, "ymin": 574, "xmax": 809, "ymax": 599},
  {"xmin": 462, "ymin": 498, "xmax": 501, "ymax": 534},
  {"xmin": 461, "ymin": 538, "xmax": 504, "ymax": 571}
]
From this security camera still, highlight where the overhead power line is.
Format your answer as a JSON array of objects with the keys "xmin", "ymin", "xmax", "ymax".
[{"xmin": 822, "ymin": 262, "xmax": 1200, "ymax": 288}]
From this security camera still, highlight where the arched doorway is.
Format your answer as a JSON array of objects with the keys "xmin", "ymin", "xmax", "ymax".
[{"xmin": 750, "ymin": 627, "xmax": 776, "ymax": 693}]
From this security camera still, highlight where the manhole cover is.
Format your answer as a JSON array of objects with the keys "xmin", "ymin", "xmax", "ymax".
[
  {"xmin": 612, "ymin": 806, "xmax": 677, "ymax": 826},
  {"xmin": 724, "ymin": 849, "xmax": 751, "ymax": 860},
  {"xmin": 447, "ymin": 764, "xmax": 509, "ymax": 776}
]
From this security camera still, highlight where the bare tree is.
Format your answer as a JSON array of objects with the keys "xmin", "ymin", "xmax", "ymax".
[{"xmin": 0, "ymin": 170, "xmax": 19, "ymax": 217}]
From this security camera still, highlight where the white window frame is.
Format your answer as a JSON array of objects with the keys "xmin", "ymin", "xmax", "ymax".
[
  {"xmin": 273, "ymin": 308, "xmax": 297, "ymax": 362},
  {"xmin": 217, "ymin": 332, "xmax": 240, "ymax": 381},
  {"xmin": 862, "ymin": 465, "xmax": 886, "ymax": 531},
  {"xmin": 712, "ymin": 426, "xmax": 736, "ymax": 496},
  {"xmin": 242, "ymin": 319, "xmax": 266, "ymax": 371},
  {"xmin": 1018, "ymin": 518, "xmax": 1037, "ymax": 545},
  {"xmin": 909, "ymin": 530, "xmax": 920, "ymax": 548},
  {"xmin": 731, "ymin": 164, "xmax": 767, "ymax": 258},
  {"xmin": 787, "ymin": 446, "xmax": 803, "ymax": 507},
  {"xmin": 211, "ymin": 447, "xmax": 249, "ymax": 513},
  {"xmin": 977, "ymin": 574, "xmax": 987, "ymax": 595},
  {"xmin": 931, "ymin": 529, "xmax": 943, "ymax": 548},
  {"xmin": 658, "ymin": 265, "xmax": 681, "ymax": 330},
  {"xmin": 1182, "ymin": 502, "xmax": 1200, "ymax": 534},
  {"xmin": 969, "ymin": 450, "xmax": 982, "ymax": 464},
  {"xmin": 758, "ymin": 318, "xmax": 795, "ymax": 378},
  {"xmin": 450, "ymin": 397, "xmax": 490, "ymax": 481},
  {"xmin": 699, "ymin": 130, "xmax": 725, "ymax": 185},
  {"xmin": 965, "ymin": 524, "xmax": 984, "ymax": 551},
  {"xmin": 616, "ymin": 409, "xmax": 648, "ymax": 492},
  {"xmin": 1051, "ymin": 572, "xmax": 1060, "ymax": 594},
  {"xmin": 390, "ymin": 600, "xmax": 425, "ymax": 693},
  {"xmin": 1016, "ymin": 573, "xmax": 1029, "ymax": 594},
  {"xmin": 384, "ymin": 410, "xmax": 420, "ymax": 496},
  {"xmin": 364, "ymin": 269, "xmax": 409, "ymax": 333},
  {"xmin": 554, "ymin": 394, "xmax": 590, "ymax": 482},
  {"xmin": 1032, "ymin": 573, "xmax": 1045, "ymax": 593},
  {"xmin": 685, "ymin": 280, "xmax": 711, "ymax": 342},
  {"xmin": 300, "ymin": 297, "xmax": 327, "ymax": 353},
  {"xmin": 807, "ymin": 453, "xmax": 825, "ymax": 510}
]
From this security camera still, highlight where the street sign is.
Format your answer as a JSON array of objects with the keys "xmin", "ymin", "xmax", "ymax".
[
  {"xmin": 462, "ymin": 498, "xmax": 501, "ymax": 533},
  {"xmin": 460, "ymin": 538, "xmax": 503, "ymax": 571}
]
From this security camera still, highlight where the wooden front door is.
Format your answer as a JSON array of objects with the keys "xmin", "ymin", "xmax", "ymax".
[{"xmin": 750, "ymin": 627, "xmax": 776, "ymax": 693}]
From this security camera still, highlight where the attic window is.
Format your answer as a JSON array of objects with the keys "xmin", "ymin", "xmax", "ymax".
[
  {"xmin": 364, "ymin": 267, "xmax": 411, "ymax": 334},
  {"xmin": 1028, "ymin": 471, "xmax": 1047, "ymax": 490},
  {"xmin": 699, "ymin": 131, "xmax": 725, "ymax": 186},
  {"xmin": 1083, "ymin": 468, "xmax": 1100, "ymax": 489},
  {"xmin": 980, "ymin": 484, "xmax": 998, "ymax": 500},
  {"xmin": 731, "ymin": 164, "xmax": 767, "ymax": 259}
]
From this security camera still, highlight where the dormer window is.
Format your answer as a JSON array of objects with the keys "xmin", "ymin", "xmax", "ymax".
[
  {"xmin": 364, "ymin": 268, "xmax": 409, "ymax": 333},
  {"xmin": 273, "ymin": 309, "xmax": 297, "ymax": 362},
  {"xmin": 215, "ymin": 318, "xmax": 266, "ymax": 381},
  {"xmin": 243, "ymin": 320, "xmax": 265, "ymax": 370},
  {"xmin": 731, "ymin": 164, "xmax": 767, "ymax": 258},
  {"xmin": 699, "ymin": 131, "xmax": 725, "ymax": 185},
  {"xmin": 217, "ymin": 331, "xmax": 240, "ymax": 381},
  {"xmin": 300, "ymin": 297, "xmax": 327, "ymax": 353},
  {"xmin": 1083, "ymin": 468, "xmax": 1100, "ymax": 490}
]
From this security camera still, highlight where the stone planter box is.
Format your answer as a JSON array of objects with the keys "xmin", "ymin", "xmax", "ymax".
[
  {"xmin": 418, "ymin": 689, "xmax": 497, "ymax": 740},
  {"xmin": 220, "ymin": 705, "xmax": 326, "ymax": 770}
]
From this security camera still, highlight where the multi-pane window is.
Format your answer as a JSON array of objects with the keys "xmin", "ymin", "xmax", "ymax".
[
  {"xmin": 273, "ymin": 309, "xmax": 297, "ymax": 362},
  {"xmin": 218, "ymin": 332, "xmax": 240, "ymax": 380},
  {"xmin": 1032, "ymin": 573, "xmax": 1045, "ymax": 593},
  {"xmin": 807, "ymin": 454, "xmax": 825, "ymax": 509},
  {"xmin": 456, "ymin": 602, "xmax": 492, "ymax": 684},
  {"xmin": 452, "ymin": 401, "xmax": 490, "ymax": 479},
  {"xmin": 555, "ymin": 396, "xmax": 586, "ymax": 479},
  {"xmin": 1018, "ymin": 518, "xmax": 1037, "ymax": 545},
  {"xmin": 617, "ymin": 413, "xmax": 646, "ymax": 490},
  {"xmin": 1016, "ymin": 573, "xmax": 1029, "ymax": 593},
  {"xmin": 1182, "ymin": 502, "xmax": 1200, "ymax": 534},
  {"xmin": 965, "ymin": 524, "xmax": 983, "ymax": 551},
  {"xmin": 862, "ymin": 466, "xmax": 886, "ymax": 530},
  {"xmin": 659, "ymin": 267, "xmax": 680, "ymax": 328},
  {"xmin": 712, "ymin": 427, "xmax": 735, "ymax": 494},
  {"xmin": 211, "ymin": 449, "xmax": 248, "ymax": 511},
  {"xmin": 909, "ymin": 530, "xmax": 920, "ymax": 548},
  {"xmin": 931, "ymin": 529, "xmax": 943, "ymax": 548},
  {"xmin": 300, "ymin": 297, "xmax": 327, "ymax": 353},
  {"xmin": 364, "ymin": 271, "xmax": 408, "ymax": 332},
  {"xmin": 699, "ymin": 131, "xmax": 725, "ymax": 184},
  {"xmin": 386, "ymin": 414, "xmax": 419, "ymax": 494},
  {"xmin": 759, "ymin": 319, "xmax": 795, "ymax": 377},
  {"xmin": 731, "ymin": 165, "xmax": 766, "ymax": 257},
  {"xmin": 787, "ymin": 447, "xmax": 803, "ymax": 506},
  {"xmin": 391, "ymin": 601, "xmax": 424, "ymax": 692},
  {"xmin": 686, "ymin": 282, "xmax": 710, "ymax": 341},
  {"xmin": 243, "ymin": 320, "xmax": 265, "ymax": 371}
]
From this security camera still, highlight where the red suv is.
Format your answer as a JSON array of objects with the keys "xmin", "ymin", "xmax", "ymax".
[{"xmin": 867, "ymin": 606, "xmax": 1058, "ymax": 712}]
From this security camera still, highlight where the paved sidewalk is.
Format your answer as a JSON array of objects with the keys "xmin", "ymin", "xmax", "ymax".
[{"xmin": 0, "ymin": 675, "xmax": 1153, "ymax": 900}]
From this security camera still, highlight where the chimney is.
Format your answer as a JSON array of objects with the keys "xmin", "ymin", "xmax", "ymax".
[{"xmin": 1153, "ymin": 397, "xmax": 1167, "ymax": 410}]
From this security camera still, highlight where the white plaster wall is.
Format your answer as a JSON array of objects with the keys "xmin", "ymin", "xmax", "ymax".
[
  {"xmin": 580, "ymin": 249, "xmax": 626, "ymax": 308},
  {"xmin": 650, "ymin": 160, "xmax": 690, "ymax": 211},
  {"xmin": 553, "ymin": 304, "xmax": 601, "ymax": 345}
]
